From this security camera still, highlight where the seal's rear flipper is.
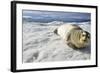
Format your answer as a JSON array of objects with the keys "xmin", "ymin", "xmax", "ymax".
[{"xmin": 54, "ymin": 28, "xmax": 58, "ymax": 35}]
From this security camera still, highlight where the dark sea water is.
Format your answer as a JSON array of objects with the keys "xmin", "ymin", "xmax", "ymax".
[{"xmin": 22, "ymin": 10, "xmax": 91, "ymax": 23}]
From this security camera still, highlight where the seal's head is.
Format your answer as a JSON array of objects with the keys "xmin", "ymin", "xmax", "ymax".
[
  {"xmin": 67, "ymin": 29, "xmax": 90, "ymax": 49},
  {"xmin": 79, "ymin": 30, "xmax": 90, "ymax": 46}
]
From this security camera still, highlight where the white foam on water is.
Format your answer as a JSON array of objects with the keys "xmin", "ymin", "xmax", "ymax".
[{"xmin": 23, "ymin": 21, "xmax": 91, "ymax": 63}]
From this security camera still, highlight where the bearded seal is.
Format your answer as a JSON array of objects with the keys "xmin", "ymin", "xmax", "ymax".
[{"xmin": 54, "ymin": 24, "xmax": 90, "ymax": 49}]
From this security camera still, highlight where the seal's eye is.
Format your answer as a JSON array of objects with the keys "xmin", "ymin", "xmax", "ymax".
[
  {"xmin": 82, "ymin": 34, "xmax": 86, "ymax": 37},
  {"xmin": 87, "ymin": 34, "xmax": 90, "ymax": 38}
]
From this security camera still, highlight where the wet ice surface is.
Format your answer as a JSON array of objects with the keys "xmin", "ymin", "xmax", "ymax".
[{"xmin": 23, "ymin": 21, "xmax": 91, "ymax": 63}]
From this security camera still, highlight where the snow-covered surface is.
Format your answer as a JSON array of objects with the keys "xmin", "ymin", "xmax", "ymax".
[{"xmin": 23, "ymin": 21, "xmax": 91, "ymax": 63}]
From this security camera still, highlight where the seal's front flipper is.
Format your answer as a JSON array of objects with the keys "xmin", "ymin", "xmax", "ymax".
[
  {"xmin": 67, "ymin": 42, "xmax": 77, "ymax": 49},
  {"xmin": 54, "ymin": 28, "xmax": 58, "ymax": 35}
]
